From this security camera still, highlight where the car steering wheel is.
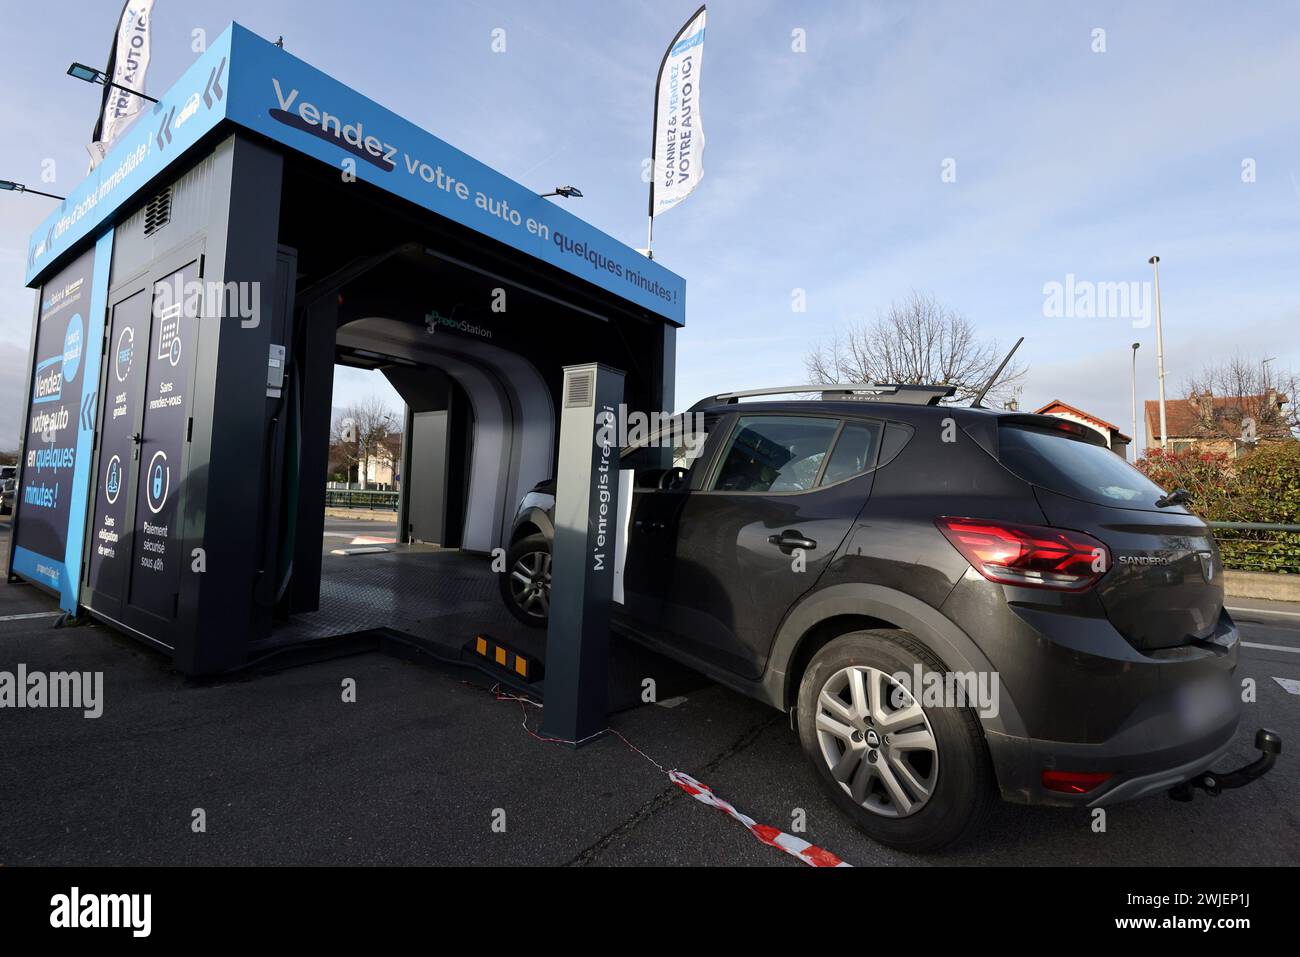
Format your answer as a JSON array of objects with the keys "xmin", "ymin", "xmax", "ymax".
[{"xmin": 658, "ymin": 466, "xmax": 689, "ymax": 490}]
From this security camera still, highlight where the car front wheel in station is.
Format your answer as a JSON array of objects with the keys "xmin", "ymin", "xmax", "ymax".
[
  {"xmin": 500, "ymin": 533, "xmax": 551, "ymax": 628},
  {"xmin": 796, "ymin": 630, "xmax": 994, "ymax": 852}
]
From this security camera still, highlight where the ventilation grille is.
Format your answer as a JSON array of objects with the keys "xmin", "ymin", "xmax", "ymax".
[
  {"xmin": 143, "ymin": 187, "xmax": 172, "ymax": 236},
  {"xmin": 564, "ymin": 369, "xmax": 595, "ymax": 408}
]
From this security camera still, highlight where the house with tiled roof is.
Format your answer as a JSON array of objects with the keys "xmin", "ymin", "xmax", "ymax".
[
  {"xmin": 1145, "ymin": 390, "xmax": 1292, "ymax": 457},
  {"xmin": 1034, "ymin": 400, "xmax": 1133, "ymax": 459}
]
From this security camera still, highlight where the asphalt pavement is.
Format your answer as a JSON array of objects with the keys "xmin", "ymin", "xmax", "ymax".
[
  {"xmin": 1, "ymin": 516, "xmax": 1297, "ymax": 866},
  {"xmin": 320, "ymin": 514, "xmax": 398, "ymax": 554}
]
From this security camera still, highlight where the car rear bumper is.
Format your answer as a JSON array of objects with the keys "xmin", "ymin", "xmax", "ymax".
[
  {"xmin": 950, "ymin": 583, "xmax": 1246, "ymax": 807},
  {"xmin": 986, "ymin": 710, "xmax": 1241, "ymax": 807},
  {"xmin": 1087, "ymin": 735, "xmax": 1236, "ymax": 807}
]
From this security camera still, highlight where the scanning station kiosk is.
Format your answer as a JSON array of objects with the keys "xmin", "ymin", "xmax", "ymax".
[{"xmin": 9, "ymin": 24, "xmax": 683, "ymax": 740}]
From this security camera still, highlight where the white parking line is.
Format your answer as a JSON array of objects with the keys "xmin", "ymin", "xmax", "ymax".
[
  {"xmin": 0, "ymin": 611, "xmax": 60, "ymax": 622},
  {"xmin": 1274, "ymin": 677, "xmax": 1300, "ymax": 695},
  {"xmin": 1242, "ymin": 642, "xmax": 1300, "ymax": 654},
  {"xmin": 1228, "ymin": 605, "xmax": 1300, "ymax": 619}
]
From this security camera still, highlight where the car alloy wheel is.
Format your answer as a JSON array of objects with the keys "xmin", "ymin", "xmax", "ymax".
[
  {"xmin": 814, "ymin": 665, "xmax": 939, "ymax": 818},
  {"xmin": 508, "ymin": 549, "xmax": 551, "ymax": 619}
]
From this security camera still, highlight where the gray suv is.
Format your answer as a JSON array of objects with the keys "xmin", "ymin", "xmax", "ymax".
[{"xmin": 501, "ymin": 385, "xmax": 1280, "ymax": 850}]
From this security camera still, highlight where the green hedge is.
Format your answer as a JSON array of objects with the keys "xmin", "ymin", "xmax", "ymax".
[{"xmin": 1137, "ymin": 442, "xmax": 1300, "ymax": 574}]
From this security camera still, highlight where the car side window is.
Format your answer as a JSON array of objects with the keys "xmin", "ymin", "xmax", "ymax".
[
  {"xmin": 819, "ymin": 421, "xmax": 883, "ymax": 486},
  {"xmin": 620, "ymin": 412, "xmax": 716, "ymax": 485},
  {"xmin": 709, "ymin": 415, "xmax": 841, "ymax": 493}
]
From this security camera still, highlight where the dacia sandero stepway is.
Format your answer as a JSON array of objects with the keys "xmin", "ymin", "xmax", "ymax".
[{"xmin": 500, "ymin": 384, "xmax": 1280, "ymax": 850}]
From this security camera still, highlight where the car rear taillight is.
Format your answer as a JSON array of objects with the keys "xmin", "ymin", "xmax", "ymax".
[
  {"xmin": 1041, "ymin": 769, "xmax": 1113, "ymax": 794},
  {"xmin": 935, "ymin": 517, "xmax": 1110, "ymax": 591}
]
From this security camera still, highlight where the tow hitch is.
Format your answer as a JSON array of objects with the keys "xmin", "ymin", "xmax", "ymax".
[{"xmin": 1169, "ymin": 729, "xmax": 1282, "ymax": 801}]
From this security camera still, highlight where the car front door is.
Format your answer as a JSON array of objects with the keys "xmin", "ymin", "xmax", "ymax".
[
  {"xmin": 662, "ymin": 413, "xmax": 884, "ymax": 678},
  {"xmin": 611, "ymin": 413, "xmax": 721, "ymax": 638}
]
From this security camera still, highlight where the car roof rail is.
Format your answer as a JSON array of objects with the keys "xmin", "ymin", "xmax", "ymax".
[{"xmin": 688, "ymin": 382, "xmax": 957, "ymax": 412}]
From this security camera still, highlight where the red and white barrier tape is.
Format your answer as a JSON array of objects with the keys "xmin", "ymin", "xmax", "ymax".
[
  {"xmin": 488, "ymin": 683, "xmax": 851, "ymax": 868},
  {"xmin": 669, "ymin": 770, "xmax": 851, "ymax": 868}
]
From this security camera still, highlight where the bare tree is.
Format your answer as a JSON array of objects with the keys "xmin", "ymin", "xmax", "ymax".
[
  {"xmin": 1182, "ymin": 356, "xmax": 1299, "ymax": 441},
  {"xmin": 330, "ymin": 396, "xmax": 399, "ymax": 488},
  {"xmin": 805, "ymin": 292, "xmax": 1025, "ymax": 404}
]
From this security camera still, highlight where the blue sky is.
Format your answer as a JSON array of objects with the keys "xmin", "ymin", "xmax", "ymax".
[{"xmin": 2, "ymin": 0, "xmax": 1298, "ymax": 450}]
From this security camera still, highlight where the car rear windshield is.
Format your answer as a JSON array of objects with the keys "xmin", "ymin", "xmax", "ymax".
[{"xmin": 997, "ymin": 423, "xmax": 1168, "ymax": 509}]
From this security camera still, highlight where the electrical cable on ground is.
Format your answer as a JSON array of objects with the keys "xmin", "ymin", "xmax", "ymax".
[{"xmin": 488, "ymin": 682, "xmax": 851, "ymax": 867}]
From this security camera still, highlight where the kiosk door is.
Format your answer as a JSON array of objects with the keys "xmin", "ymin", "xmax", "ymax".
[
  {"xmin": 83, "ymin": 255, "xmax": 201, "ymax": 639},
  {"xmin": 83, "ymin": 288, "xmax": 151, "ymax": 623}
]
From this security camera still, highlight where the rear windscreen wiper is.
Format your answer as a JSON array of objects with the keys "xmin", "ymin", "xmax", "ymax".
[{"xmin": 1155, "ymin": 487, "xmax": 1192, "ymax": 508}]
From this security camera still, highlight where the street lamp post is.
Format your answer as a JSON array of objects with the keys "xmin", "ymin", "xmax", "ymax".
[
  {"xmin": 66, "ymin": 62, "xmax": 159, "ymax": 104},
  {"xmin": 1130, "ymin": 342, "xmax": 1140, "ymax": 461},
  {"xmin": 0, "ymin": 180, "xmax": 65, "ymax": 201},
  {"xmin": 1149, "ymin": 256, "xmax": 1168, "ymax": 450}
]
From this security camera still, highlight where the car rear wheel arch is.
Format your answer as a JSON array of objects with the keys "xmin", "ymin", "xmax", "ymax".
[
  {"xmin": 766, "ymin": 582, "xmax": 1027, "ymax": 739},
  {"xmin": 784, "ymin": 614, "xmax": 899, "ymax": 710}
]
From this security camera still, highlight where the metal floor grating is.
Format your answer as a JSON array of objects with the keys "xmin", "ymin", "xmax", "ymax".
[
  {"xmin": 270, "ymin": 547, "xmax": 532, "ymax": 651},
  {"xmin": 262, "ymin": 546, "xmax": 709, "ymax": 710}
]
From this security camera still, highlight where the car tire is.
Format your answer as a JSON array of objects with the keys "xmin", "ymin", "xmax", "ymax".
[
  {"xmin": 796, "ymin": 629, "xmax": 994, "ymax": 852},
  {"xmin": 499, "ymin": 533, "xmax": 551, "ymax": 628}
]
